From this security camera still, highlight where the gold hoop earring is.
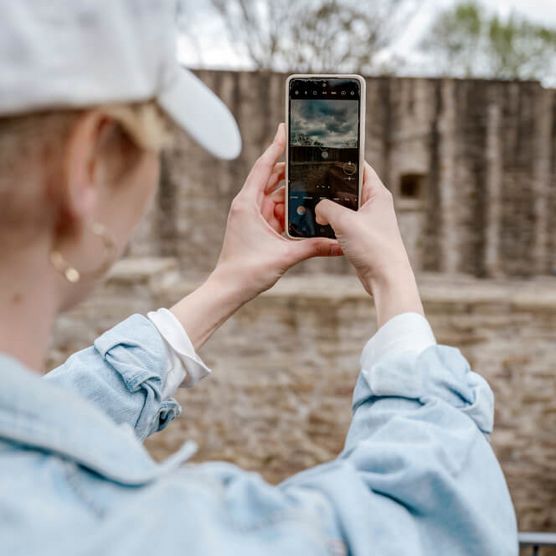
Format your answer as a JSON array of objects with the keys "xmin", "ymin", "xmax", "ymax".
[{"xmin": 50, "ymin": 222, "xmax": 117, "ymax": 284}]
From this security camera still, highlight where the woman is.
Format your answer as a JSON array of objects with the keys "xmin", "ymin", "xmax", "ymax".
[{"xmin": 0, "ymin": 1, "xmax": 517, "ymax": 554}]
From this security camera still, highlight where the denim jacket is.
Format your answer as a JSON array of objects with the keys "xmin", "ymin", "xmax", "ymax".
[{"xmin": 0, "ymin": 314, "xmax": 517, "ymax": 555}]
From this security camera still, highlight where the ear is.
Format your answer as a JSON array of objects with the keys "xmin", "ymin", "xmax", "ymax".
[{"xmin": 55, "ymin": 110, "xmax": 113, "ymax": 235}]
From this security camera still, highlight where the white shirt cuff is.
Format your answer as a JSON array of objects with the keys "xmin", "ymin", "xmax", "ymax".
[
  {"xmin": 147, "ymin": 308, "xmax": 212, "ymax": 398},
  {"xmin": 360, "ymin": 312, "xmax": 437, "ymax": 371}
]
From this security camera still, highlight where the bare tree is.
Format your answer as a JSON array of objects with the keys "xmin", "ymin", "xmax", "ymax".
[
  {"xmin": 209, "ymin": 0, "xmax": 419, "ymax": 73},
  {"xmin": 176, "ymin": 0, "xmax": 210, "ymax": 66}
]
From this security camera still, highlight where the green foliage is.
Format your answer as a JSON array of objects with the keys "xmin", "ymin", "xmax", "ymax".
[{"xmin": 422, "ymin": 1, "xmax": 556, "ymax": 82}]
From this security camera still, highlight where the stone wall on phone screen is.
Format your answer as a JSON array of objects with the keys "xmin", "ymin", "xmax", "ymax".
[{"xmin": 130, "ymin": 71, "xmax": 556, "ymax": 279}]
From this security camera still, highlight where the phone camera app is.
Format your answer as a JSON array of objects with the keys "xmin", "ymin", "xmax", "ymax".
[{"xmin": 288, "ymin": 80, "xmax": 359, "ymax": 239}]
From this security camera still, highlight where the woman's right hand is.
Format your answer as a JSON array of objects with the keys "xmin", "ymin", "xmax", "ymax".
[{"xmin": 315, "ymin": 163, "xmax": 424, "ymax": 325}]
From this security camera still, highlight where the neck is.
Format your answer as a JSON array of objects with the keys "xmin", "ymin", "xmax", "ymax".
[{"xmin": 0, "ymin": 243, "xmax": 60, "ymax": 373}]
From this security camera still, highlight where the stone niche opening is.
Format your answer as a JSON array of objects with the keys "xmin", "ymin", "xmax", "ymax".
[{"xmin": 399, "ymin": 173, "xmax": 425, "ymax": 200}]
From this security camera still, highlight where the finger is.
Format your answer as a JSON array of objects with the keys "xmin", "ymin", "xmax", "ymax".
[
  {"xmin": 274, "ymin": 203, "xmax": 285, "ymax": 231},
  {"xmin": 271, "ymin": 161, "xmax": 285, "ymax": 173},
  {"xmin": 314, "ymin": 198, "xmax": 351, "ymax": 227},
  {"xmin": 290, "ymin": 237, "xmax": 343, "ymax": 263},
  {"xmin": 261, "ymin": 185, "xmax": 284, "ymax": 220},
  {"xmin": 265, "ymin": 162, "xmax": 285, "ymax": 191},
  {"xmin": 270, "ymin": 161, "xmax": 285, "ymax": 175},
  {"xmin": 260, "ymin": 198, "xmax": 284, "ymax": 235},
  {"xmin": 264, "ymin": 169, "xmax": 285, "ymax": 196},
  {"xmin": 261, "ymin": 189, "xmax": 286, "ymax": 231},
  {"xmin": 243, "ymin": 123, "xmax": 286, "ymax": 200},
  {"xmin": 361, "ymin": 162, "xmax": 388, "ymax": 206},
  {"xmin": 261, "ymin": 194, "xmax": 274, "ymax": 223},
  {"xmin": 268, "ymin": 184, "xmax": 285, "ymax": 203},
  {"xmin": 267, "ymin": 213, "xmax": 283, "ymax": 234},
  {"xmin": 274, "ymin": 203, "xmax": 285, "ymax": 220}
]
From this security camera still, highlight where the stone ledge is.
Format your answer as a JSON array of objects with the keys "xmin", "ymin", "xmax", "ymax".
[
  {"xmin": 106, "ymin": 257, "xmax": 179, "ymax": 282},
  {"xmin": 105, "ymin": 257, "xmax": 556, "ymax": 311}
]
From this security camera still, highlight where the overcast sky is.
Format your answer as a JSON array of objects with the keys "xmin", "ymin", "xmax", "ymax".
[
  {"xmin": 291, "ymin": 99, "xmax": 359, "ymax": 148},
  {"xmin": 178, "ymin": 0, "xmax": 556, "ymax": 81}
]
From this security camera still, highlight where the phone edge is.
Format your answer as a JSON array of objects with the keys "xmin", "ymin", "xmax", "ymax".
[
  {"xmin": 284, "ymin": 73, "xmax": 366, "ymax": 240},
  {"xmin": 284, "ymin": 74, "xmax": 296, "ymax": 240}
]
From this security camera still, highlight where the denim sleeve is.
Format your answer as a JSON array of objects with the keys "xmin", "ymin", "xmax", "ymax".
[
  {"xmin": 45, "ymin": 314, "xmax": 181, "ymax": 440},
  {"xmin": 127, "ymin": 344, "xmax": 515, "ymax": 555},
  {"xmin": 273, "ymin": 344, "xmax": 518, "ymax": 555}
]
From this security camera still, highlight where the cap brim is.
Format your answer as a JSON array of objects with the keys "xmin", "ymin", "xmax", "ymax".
[{"xmin": 157, "ymin": 68, "xmax": 242, "ymax": 160}]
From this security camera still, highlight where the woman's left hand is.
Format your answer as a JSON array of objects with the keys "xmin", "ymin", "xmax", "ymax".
[{"xmin": 212, "ymin": 122, "xmax": 342, "ymax": 302}]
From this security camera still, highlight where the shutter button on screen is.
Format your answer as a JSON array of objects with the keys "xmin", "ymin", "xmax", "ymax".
[
  {"xmin": 296, "ymin": 206, "xmax": 306, "ymax": 215},
  {"xmin": 343, "ymin": 162, "xmax": 356, "ymax": 175}
]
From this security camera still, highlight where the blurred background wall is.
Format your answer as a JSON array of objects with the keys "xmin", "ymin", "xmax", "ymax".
[{"xmin": 131, "ymin": 71, "xmax": 556, "ymax": 279}]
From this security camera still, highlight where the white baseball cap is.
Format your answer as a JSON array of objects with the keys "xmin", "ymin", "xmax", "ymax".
[{"xmin": 0, "ymin": 0, "xmax": 242, "ymax": 159}]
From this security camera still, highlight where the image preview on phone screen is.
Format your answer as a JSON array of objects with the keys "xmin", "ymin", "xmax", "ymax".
[{"xmin": 288, "ymin": 78, "xmax": 361, "ymax": 238}]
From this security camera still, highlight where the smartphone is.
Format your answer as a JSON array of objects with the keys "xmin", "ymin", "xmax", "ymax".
[{"xmin": 285, "ymin": 74, "xmax": 366, "ymax": 239}]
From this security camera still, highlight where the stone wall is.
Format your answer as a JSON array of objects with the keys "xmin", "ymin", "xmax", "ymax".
[
  {"xmin": 130, "ymin": 71, "xmax": 556, "ymax": 278},
  {"xmin": 49, "ymin": 258, "xmax": 556, "ymax": 536}
]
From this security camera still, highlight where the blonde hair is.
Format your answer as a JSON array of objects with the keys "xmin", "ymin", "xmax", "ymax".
[
  {"xmin": 102, "ymin": 101, "xmax": 174, "ymax": 152},
  {"xmin": 0, "ymin": 101, "xmax": 174, "ymax": 245}
]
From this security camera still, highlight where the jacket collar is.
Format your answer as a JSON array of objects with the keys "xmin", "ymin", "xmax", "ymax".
[{"xmin": 0, "ymin": 353, "xmax": 194, "ymax": 485}]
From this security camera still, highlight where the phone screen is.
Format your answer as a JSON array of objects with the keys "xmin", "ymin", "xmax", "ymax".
[{"xmin": 287, "ymin": 77, "xmax": 361, "ymax": 238}]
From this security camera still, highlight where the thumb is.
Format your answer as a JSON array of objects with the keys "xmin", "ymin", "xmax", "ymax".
[{"xmin": 315, "ymin": 199, "xmax": 349, "ymax": 228}]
